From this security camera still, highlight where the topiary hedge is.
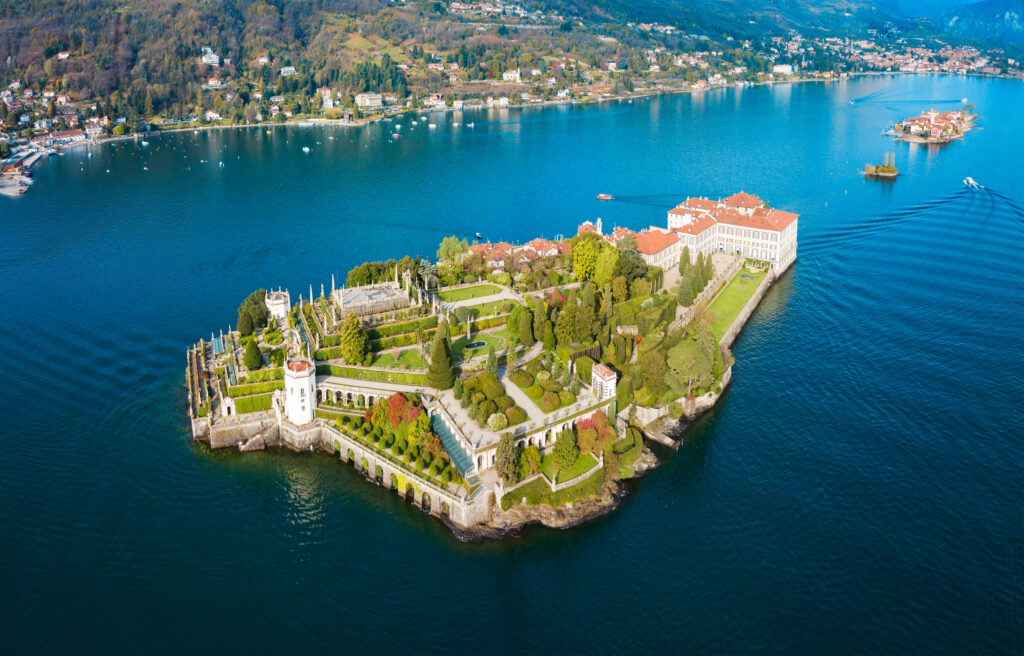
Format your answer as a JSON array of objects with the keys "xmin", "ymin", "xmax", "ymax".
[
  {"xmin": 511, "ymin": 370, "xmax": 534, "ymax": 388},
  {"xmin": 526, "ymin": 384, "xmax": 544, "ymax": 400}
]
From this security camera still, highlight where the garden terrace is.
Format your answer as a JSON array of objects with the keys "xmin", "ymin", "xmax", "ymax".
[
  {"xmin": 437, "ymin": 283, "xmax": 502, "ymax": 303},
  {"xmin": 500, "ymin": 466, "xmax": 605, "ymax": 510},
  {"xmin": 316, "ymin": 363, "xmax": 428, "ymax": 386},
  {"xmin": 331, "ymin": 394, "xmax": 466, "ymax": 492},
  {"xmin": 707, "ymin": 267, "xmax": 767, "ymax": 339},
  {"xmin": 512, "ymin": 358, "xmax": 580, "ymax": 414},
  {"xmin": 370, "ymin": 349, "xmax": 426, "ymax": 369},
  {"xmin": 456, "ymin": 371, "xmax": 529, "ymax": 433}
]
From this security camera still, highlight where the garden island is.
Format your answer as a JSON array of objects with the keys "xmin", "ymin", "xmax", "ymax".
[{"xmin": 186, "ymin": 191, "xmax": 798, "ymax": 538}]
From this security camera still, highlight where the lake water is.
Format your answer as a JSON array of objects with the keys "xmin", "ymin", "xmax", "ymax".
[{"xmin": 2, "ymin": 74, "xmax": 1022, "ymax": 653}]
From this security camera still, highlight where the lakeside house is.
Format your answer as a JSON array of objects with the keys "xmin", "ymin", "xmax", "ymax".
[{"xmin": 355, "ymin": 92, "xmax": 383, "ymax": 110}]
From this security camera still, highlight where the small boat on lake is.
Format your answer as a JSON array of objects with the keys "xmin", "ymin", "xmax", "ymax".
[
  {"xmin": 964, "ymin": 177, "xmax": 981, "ymax": 188},
  {"xmin": 596, "ymin": 193, "xmax": 613, "ymax": 201}
]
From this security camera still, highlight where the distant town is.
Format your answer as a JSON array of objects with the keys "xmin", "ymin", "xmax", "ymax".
[
  {"xmin": 186, "ymin": 190, "xmax": 797, "ymax": 536},
  {"xmin": 2, "ymin": 3, "xmax": 1020, "ymax": 196}
]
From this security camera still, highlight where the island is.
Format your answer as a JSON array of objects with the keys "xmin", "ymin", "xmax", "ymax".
[
  {"xmin": 894, "ymin": 109, "xmax": 976, "ymax": 144},
  {"xmin": 185, "ymin": 191, "xmax": 798, "ymax": 538},
  {"xmin": 864, "ymin": 151, "xmax": 898, "ymax": 179}
]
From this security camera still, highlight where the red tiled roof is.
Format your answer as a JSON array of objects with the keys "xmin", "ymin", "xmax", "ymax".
[
  {"xmin": 592, "ymin": 363, "xmax": 616, "ymax": 381},
  {"xmin": 680, "ymin": 197, "xmax": 718, "ymax": 212},
  {"xmin": 672, "ymin": 213, "xmax": 718, "ymax": 236},
  {"xmin": 715, "ymin": 207, "xmax": 798, "ymax": 231},
  {"xmin": 722, "ymin": 191, "xmax": 764, "ymax": 209},
  {"xmin": 287, "ymin": 359, "xmax": 313, "ymax": 373},
  {"xmin": 634, "ymin": 229, "xmax": 678, "ymax": 255},
  {"xmin": 577, "ymin": 222, "xmax": 597, "ymax": 233}
]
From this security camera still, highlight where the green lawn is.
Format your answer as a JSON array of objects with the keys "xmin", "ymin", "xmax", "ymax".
[
  {"xmin": 316, "ymin": 364, "xmax": 426, "ymax": 385},
  {"xmin": 501, "ymin": 466, "xmax": 605, "ymax": 509},
  {"xmin": 708, "ymin": 268, "xmax": 767, "ymax": 338},
  {"xmin": 438, "ymin": 284, "xmax": 502, "ymax": 302},
  {"xmin": 372, "ymin": 349, "xmax": 426, "ymax": 369},
  {"xmin": 539, "ymin": 452, "xmax": 598, "ymax": 484},
  {"xmin": 451, "ymin": 331, "xmax": 505, "ymax": 362},
  {"xmin": 463, "ymin": 299, "xmax": 519, "ymax": 318}
]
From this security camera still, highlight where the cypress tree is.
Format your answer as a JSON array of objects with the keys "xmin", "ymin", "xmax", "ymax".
[
  {"xmin": 677, "ymin": 272, "xmax": 696, "ymax": 306},
  {"xmin": 242, "ymin": 339, "xmax": 263, "ymax": 370},
  {"xmin": 518, "ymin": 309, "xmax": 534, "ymax": 346},
  {"xmin": 485, "ymin": 346, "xmax": 498, "ymax": 376},
  {"xmin": 426, "ymin": 321, "xmax": 454, "ymax": 389},
  {"xmin": 704, "ymin": 254, "xmax": 714, "ymax": 286},
  {"xmin": 543, "ymin": 320, "xmax": 555, "ymax": 352},
  {"xmin": 679, "ymin": 245, "xmax": 691, "ymax": 275},
  {"xmin": 237, "ymin": 309, "xmax": 254, "ymax": 337}
]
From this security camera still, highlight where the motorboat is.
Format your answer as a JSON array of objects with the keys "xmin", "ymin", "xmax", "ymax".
[{"xmin": 963, "ymin": 177, "xmax": 981, "ymax": 188}]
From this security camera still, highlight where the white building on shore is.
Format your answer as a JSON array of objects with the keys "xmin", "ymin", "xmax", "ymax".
[
  {"xmin": 284, "ymin": 357, "xmax": 316, "ymax": 425},
  {"xmin": 666, "ymin": 191, "xmax": 799, "ymax": 272}
]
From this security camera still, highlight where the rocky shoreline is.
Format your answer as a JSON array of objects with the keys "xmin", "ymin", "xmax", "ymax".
[{"xmin": 446, "ymin": 447, "xmax": 661, "ymax": 542}]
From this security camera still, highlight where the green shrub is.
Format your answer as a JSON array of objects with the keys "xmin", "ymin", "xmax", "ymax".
[
  {"xmin": 558, "ymin": 390, "xmax": 575, "ymax": 407},
  {"xmin": 506, "ymin": 407, "xmax": 527, "ymax": 424},
  {"xmin": 495, "ymin": 395, "xmax": 514, "ymax": 412},
  {"xmin": 463, "ymin": 377, "xmax": 479, "ymax": 391},
  {"xmin": 536, "ymin": 370, "xmax": 551, "ymax": 382},
  {"xmin": 540, "ymin": 377, "xmax": 562, "ymax": 393},
  {"xmin": 480, "ymin": 399, "xmax": 497, "ymax": 417},
  {"xmin": 488, "ymin": 413, "xmax": 509, "ymax": 431},
  {"xmin": 668, "ymin": 401, "xmax": 684, "ymax": 420},
  {"xmin": 541, "ymin": 392, "xmax": 560, "ymax": 413},
  {"xmin": 526, "ymin": 384, "xmax": 544, "ymax": 400},
  {"xmin": 478, "ymin": 372, "xmax": 504, "ymax": 400},
  {"xmin": 511, "ymin": 370, "xmax": 534, "ymax": 388}
]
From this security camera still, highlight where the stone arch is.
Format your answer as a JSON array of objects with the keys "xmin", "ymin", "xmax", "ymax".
[
  {"xmin": 360, "ymin": 456, "xmax": 368, "ymax": 472},
  {"xmin": 441, "ymin": 501, "xmax": 450, "ymax": 517},
  {"xmin": 477, "ymin": 454, "xmax": 485, "ymax": 470},
  {"xmin": 316, "ymin": 389, "xmax": 323, "ymax": 403},
  {"xmin": 405, "ymin": 483, "xmax": 415, "ymax": 502},
  {"xmin": 333, "ymin": 440, "xmax": 341, "ymax": 452},
  {"xmin": 390, "ymin": 473, "xmax": 399, "ymax": 490},
  {"xmin": 375, "ymin": 464, "xmax": 384, "ymax": 480},
  {"xmin": 421, "ymin": 492, "xmax": 431, "ymax": 513},
  {"xmin": 346, "ymin": 448, "xmax": 354, "ymax": 463}
]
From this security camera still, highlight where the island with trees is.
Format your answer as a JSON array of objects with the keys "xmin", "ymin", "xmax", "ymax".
[{"xmin": 184, "ymin": 192, "xmax": 797, "ymax": 538}]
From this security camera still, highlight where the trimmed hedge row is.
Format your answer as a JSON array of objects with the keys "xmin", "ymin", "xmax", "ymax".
[
  {"xmin": 315, "ymin": 364, "xmax": 426, "ymax": 385},
  {"xmin": 234, "ymin": 393, "xmax": 274, "ymax": 414},
  {"xmin": 227, "ymin": 379, "xmax": 285, "ymax": 397},
  {"xmin": 237, "ymin": 367, "xmax": 284, "ymax": 384}
]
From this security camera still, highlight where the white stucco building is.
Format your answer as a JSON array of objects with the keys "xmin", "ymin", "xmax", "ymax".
[
  {"xmin": 265, "ymin": 289, "xmax": 290, "ymax": 320},
  {"xmin": 665, "ymin": 192, "xmax": 799, "ymax": 273},
  {"xmin": 355, "ymin": 92, "xmax": 383, "ymax": 110},
  {"xmin": 591, "ymin": 363, "xmax": 618, "ymax": 401},
  {"xmin": 284, "ymin": 357, "xmax": 316, "ymax": 425}
]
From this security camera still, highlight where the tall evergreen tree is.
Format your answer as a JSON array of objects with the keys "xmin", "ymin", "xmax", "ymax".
[
  {"xmin": 679, "ymin": 245, "xmax": 691, "ymax": 275},
  {"xmin": 338, "ymin": 312, "xmax": 367, "ymax": 365},
  {"xmin": 517, "ymin": 309, "xmax": 534, "ymax": 346},
  {"xmin": 426, "ymin": 320, "xmax": 454, "ymax": 389},
  {"xmin": 485, "ymin": 346, "xmax": 498, "ymax": 377},
  {"xmin": 543, "ymin": 320, "xmax": 555, "ymax": 352},
  {"xmin": 495, "ymin": 433, "xmax": 519, "ymax": 486},
  {"xmin": 677, "ymin": 272, "xmax": 696, "ymax": 306}
]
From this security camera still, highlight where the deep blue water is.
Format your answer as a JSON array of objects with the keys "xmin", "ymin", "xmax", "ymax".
[{"xmin": 2, "ymin": 74, "xmax": 1022, "ymax": 654}]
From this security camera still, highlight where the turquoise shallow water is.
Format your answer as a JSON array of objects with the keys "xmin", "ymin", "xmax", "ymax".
[{"xmin": 1, "ymin": 74, "xmax": 1022, "ymax": 653}]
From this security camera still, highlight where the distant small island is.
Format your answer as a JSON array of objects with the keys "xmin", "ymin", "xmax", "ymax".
[
  {"xmin": 185, "ymin": 192, "xmax": 798, "ymax": 539},
  {"xmin": 864, "ymin": 151, "xmax": 898, "ymax": 179},
  {"xmin": 894, "ymin": 109, "xmax": 976, "ymax": 144}
]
